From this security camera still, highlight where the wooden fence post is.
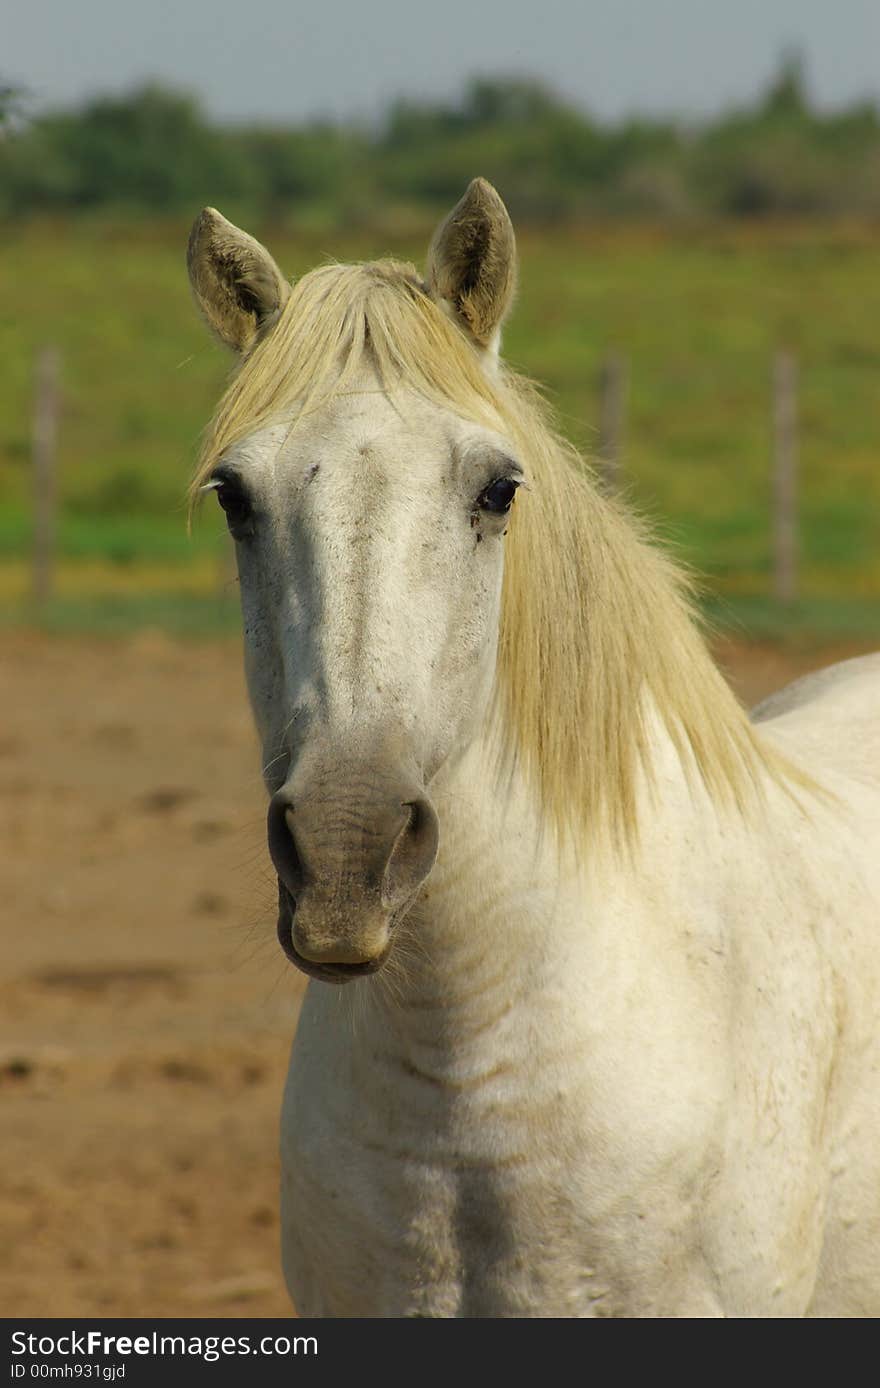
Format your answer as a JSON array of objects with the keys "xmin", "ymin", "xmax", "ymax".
[
  {"xmin": 598, "ymin": 352, "xmax": 626, "ymax": 492},
  {"xmin": 32, "ymin": 345, "xmax": 61, "ymax": 610},
  {"xmin": 773, "ymin": 349, "xmax": 798, "ymax": 605}
]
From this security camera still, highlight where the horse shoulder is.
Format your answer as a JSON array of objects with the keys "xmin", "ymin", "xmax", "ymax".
[
  {"xmin": 752, "ymin": 653, "xmax": 880, "ymax": 776},
  {"xmin": 747, "ymin": 653, "xmax": 880, "ymax": 1314}
]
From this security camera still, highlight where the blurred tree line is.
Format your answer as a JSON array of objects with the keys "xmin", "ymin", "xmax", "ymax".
[{"xmin": 3, "ymin": 56, "xmax": 880, "ymax": 223}]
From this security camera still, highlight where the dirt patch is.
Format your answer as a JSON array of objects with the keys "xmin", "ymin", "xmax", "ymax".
[{"xmin": 0, "ymin": 629, "xmax": 873, "ymax": 1317}]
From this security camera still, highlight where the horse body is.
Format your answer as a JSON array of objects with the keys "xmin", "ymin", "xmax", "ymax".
[
  {"xmin": 282, "ymin": 682, "xmax": 880, "ymax": 1317},
  {"xmin": 186, "ymin": 183, "xmax": 880, "ymax": 1316}
]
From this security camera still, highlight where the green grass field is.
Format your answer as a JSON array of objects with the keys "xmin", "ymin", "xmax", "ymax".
[{"xmin": 2, "ymin": 217, "xmax": 879, "ymax": 636}]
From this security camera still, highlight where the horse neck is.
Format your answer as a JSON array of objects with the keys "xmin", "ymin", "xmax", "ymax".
[
  {"xmin": 355, "ymin": 709, "xmax": 747, "ymax": 1059},
  {"xmin": 356, "ymin": 728, "xmax": 618, "ymax": 1050}
]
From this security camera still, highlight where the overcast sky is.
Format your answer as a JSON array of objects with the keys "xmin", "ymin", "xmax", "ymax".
[{"xmin": 7, "ymin": 0, "xmax": 880, "ymax": 125}]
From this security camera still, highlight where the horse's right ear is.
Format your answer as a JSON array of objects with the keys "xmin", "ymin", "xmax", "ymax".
[
  {"xmin": 187, "ymin": 208, "xmax": 290, "ymax": 354},
  {"xmin": 426, "ymin": 178, "xmax": 517, "ymax": 358}
]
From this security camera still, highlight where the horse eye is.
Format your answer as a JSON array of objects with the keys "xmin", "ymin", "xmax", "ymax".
[
  {"xmin": 215, "ymin": 483, "xmax": 252, "ymax": 534},
  {"xmin": 477, "ymin": 477, "xmax": 519, "ymax": 515}
]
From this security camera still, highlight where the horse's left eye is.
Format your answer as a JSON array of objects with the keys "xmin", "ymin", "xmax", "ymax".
[{"xmin": 477, "ymin": 478, "xmax": 519, "ymax": 514}]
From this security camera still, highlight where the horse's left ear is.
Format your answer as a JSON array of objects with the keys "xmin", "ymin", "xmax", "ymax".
[
  {"xmin": 426, "ymin": 178, "xmax": 517, "ymax": 356},
  {"xmin": 187, "ymin": 207, "xmax": 291, "ymax": 354}
]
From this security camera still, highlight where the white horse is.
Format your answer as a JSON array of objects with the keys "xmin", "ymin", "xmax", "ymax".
[{"xmin": 187, "ymin": 180, "xmax": 880, "ymax": 1317}]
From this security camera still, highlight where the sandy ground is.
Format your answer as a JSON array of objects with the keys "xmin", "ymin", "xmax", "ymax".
[{"xmin": 0, "ymin": 629, "xmax": 873, "ymax": 1319}]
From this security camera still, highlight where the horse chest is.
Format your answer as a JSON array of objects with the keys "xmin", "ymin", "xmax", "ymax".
[
  {"xmin": 282, "ymin": 1071, "xmax": 606, "ymax": 1315},
  {"xmin": 279, "ymin": 986, "xmax": 723, "ymax": 1317}
]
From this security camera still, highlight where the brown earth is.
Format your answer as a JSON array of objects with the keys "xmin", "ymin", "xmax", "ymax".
[{"xmin": 0, "ymin": 630, "xmax": 873, "ymax": 1319}]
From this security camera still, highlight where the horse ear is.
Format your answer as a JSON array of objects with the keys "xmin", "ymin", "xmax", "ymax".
[
  {"xmin": 187, "ymin": 208, "xmax": 291, "ymax": 354},
  {"xmin": 426, "ymin": 178, "xmax": 517, "ymax": 355}
]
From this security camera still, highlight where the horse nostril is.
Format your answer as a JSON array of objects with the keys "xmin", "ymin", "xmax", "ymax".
[
  {"xmin": 404, "ymin": 797, "xmax": 435, "ymax": 854},
  {"xmin": 267, "ymin": 792, "xmax": 305, "ymax": 895},
  {"xmin": 383, "ymin": 795, "xmax": 439, "ymax": 910}
]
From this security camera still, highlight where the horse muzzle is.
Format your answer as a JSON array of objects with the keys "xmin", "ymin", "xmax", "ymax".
[{"xmin": 267, "ymin": 766, "xmax": 439, "ymax": 983}]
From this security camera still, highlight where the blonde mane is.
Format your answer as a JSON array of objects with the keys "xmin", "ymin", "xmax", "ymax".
[{"xmin": 192, "ymin": 258, "xmax": 796, "ymax": 846}]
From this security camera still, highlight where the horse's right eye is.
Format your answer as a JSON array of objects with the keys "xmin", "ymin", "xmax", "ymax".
[{"xmin": 216, "ymin": 483, "xmax": 252, "ymax": 536}]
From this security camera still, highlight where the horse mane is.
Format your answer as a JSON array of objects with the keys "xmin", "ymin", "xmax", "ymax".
[{"xmin": 192, "ymin": 258, "xmax": 798, "ymax": 847}]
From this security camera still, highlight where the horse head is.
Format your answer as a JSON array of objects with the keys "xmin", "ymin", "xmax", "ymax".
[{"xmin": 188, "ymin": 181, "xmax": 522, "ymax": 981}]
